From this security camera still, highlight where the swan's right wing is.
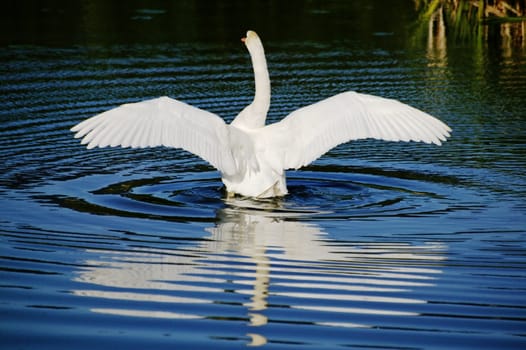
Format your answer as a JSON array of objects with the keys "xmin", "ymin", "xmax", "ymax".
[
  {"xmin": 71, "ymin": 96, "xmax": 237, "ymax": 175},
  {"xmin": 262, "ymin": 91, "xmax": 451, "ymax": 170}
]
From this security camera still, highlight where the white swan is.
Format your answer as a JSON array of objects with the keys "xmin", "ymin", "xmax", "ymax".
[{"xmin": 71, "ymin": 30, "xmax": 451, "ymax": 198}]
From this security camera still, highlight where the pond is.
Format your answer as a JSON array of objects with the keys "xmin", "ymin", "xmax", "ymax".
[{"xmin": 1, "ymin": 1, "xmax": 525, "ymax": 349}]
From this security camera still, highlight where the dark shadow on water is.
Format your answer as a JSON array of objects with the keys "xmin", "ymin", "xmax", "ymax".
[{"xmin": 28, "ymin": 164, "xmax": 473, "ymax": 228}]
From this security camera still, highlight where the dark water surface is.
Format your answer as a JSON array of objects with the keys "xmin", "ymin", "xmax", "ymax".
[{"xmin": 1, "ymin": 1, "xmax": 526, "ymax": 349}]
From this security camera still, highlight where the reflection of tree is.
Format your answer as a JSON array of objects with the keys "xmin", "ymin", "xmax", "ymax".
[
  {"xmin": 415, "ymin": 0, "xmax": 525, "ymax": 19},
  {"xmin": 74, "ymin": 199, "xmax": 446, "ymax": 347},
  {"xmin": 413, "ymin": 0, "xmax": 525, "ymax": 127},
  {"xmin": 426, "ymin": 4, "xmax": 448, "ymax": 65},
  {"xmin": 414, "ymin": 0, "xmax": 525, "ymax": 55}
]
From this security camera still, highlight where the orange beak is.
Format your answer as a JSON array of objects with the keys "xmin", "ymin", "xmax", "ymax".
[{"xmin": 241, "ymin": 37, "xmax": 246, "ymax": 43}]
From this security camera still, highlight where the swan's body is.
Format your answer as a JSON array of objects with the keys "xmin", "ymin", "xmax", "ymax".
[{"xmin": 71, "ymin": 30, "xmax": 451, "ymax": 198}]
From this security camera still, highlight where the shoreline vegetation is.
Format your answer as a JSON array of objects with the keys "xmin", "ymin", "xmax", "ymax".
[
  {"xmin": 413, "ymin": 0, "xmax": 525, "ymax": 60},
  {"xmin": 415, "ymin": 0, "xmax": 525, "ymax": 22}
]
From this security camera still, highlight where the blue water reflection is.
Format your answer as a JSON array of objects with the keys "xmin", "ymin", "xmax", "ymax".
[
  {"xmin": 1, "ymin": 0, "xmax": 526, "ymax": 349},
  {"xmin": 72, "ymin": 198, "xmax": 446, "ymax": 347}
]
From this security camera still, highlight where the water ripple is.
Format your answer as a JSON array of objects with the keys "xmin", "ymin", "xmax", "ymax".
[
  {"xmin": 25, "ymin": 164, "xmax": 466, "ymax": 226},
  {"xmin": 1, "ymin": 38, "xmax": 526, "ymax": 350}
]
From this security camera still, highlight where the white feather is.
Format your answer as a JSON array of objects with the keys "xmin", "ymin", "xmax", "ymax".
[
  {"xmin": 261, "ymin": 91, "xmax": 451, "ymax": 170},
  {"xmin": 71, "ymin": 30, "xmax": 451, "ymax": 198},
  {"xmin": 71, "ymin": 97, "xmax": 237, "ymax": 176}
]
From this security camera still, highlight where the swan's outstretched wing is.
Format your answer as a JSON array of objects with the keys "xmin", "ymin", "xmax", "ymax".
[
  {"xmin": 264, "ymin": 91, "xmax": 451, "ymax": 170},
  {"xmin": 71, "ymin": 96, "xmax": 236, "ymax": 175}
]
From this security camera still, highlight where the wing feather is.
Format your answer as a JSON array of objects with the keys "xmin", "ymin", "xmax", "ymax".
[
  {"xmin": 71, "ymin": 96, "xmax": 236, "ymax": 175},
  {"xmin": 263, "ymin": 91, "xmax": 451, "ymax": 170}
]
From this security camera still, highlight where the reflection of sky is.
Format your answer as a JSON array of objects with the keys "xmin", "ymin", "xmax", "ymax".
[{"xmin": 75, "ymin": 198, "xmax": 445, "ymax": 346}]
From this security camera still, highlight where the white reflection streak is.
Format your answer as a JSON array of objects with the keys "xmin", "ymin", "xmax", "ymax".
[
  {"xmin": 257, "ymin": 282, "xmax": 408, "ymax": 293},
  {"xmin": 90, "ymin": 308, "xmax": 201, "ymax": 319},
  {"xmin": 295, "ymin": 305, "xmax": 418, "ymax": 317},
  {"xmin": 233, "ymin": 273, "xmax": 435, "ymax": 287},
  {"xmin": 74, "ymin": 199, "xmax": 445, "ymax": 347},
  {"xmin": 75, "ymin": 290, "xmax": 209, "ymax": 304},
  {"xmin": 270, "ymin": 292, "xmax": 426, "ymax": 304}
]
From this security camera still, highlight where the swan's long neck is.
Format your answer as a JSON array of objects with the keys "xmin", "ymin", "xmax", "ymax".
[
  {"xmin": 232, "ymin": 33, "xmax": 270, "ymax": 129},
  {"xmin": 250, "ymin": 40, "xmax": 270, "ymax": 120}
]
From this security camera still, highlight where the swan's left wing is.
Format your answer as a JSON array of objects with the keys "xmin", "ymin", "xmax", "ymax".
[
  {"xmin": 71, "ymin": 96, "xmax": 236, "ymax": 175},
  {"xmin": 262, "ymin": 91, "xmax": 451, "ymax": 170}
]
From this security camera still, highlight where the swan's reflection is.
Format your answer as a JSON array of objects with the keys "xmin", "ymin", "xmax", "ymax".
[{"xmin": 74, "ymin": 198, "xmax": 445, "ymax": 346}]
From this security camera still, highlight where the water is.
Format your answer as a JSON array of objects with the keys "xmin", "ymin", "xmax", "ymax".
[{"xmin": 1, "ymin": 1, "xmax": 526, "ymax": 349}]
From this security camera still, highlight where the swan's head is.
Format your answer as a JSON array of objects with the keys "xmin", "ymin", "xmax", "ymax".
[{"xmin": 241, "ymin": 30, "xmax": 263, "ymax": 53}]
